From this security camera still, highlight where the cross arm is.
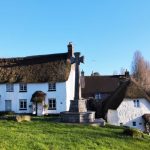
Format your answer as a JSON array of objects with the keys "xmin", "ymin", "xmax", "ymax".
[{"xmin": 79, "ymin": 56, "xmax": 84, "ymax": 64}]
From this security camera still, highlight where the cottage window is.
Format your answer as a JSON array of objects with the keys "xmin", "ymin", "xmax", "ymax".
[
  {"xmin": 137, "ymin": 100, "xmax": 140, "ymax": 107},
  {"xmin": 19, "ymin": 99, "xmax": 27, "ymax": 110},
  {"xmin": 48, "ymin": 98, "xmax": 56, "ymax": 110},
  {"xmin": 133, "ymin": 122, "xmax": 136, "ymax": 126},
  {"xmin": 133, "ymin": 100, "xmax": 140, "ymax": 107},
  {"xmin": 95, "ymin": 93, "xmax": 101, "ymax": 100},
  {"xmin": 6, "ymin": 84, "xmax": 14, "ymax": 92},
  {"xmin": 48, "ymin": 83, "xmax": 56, "ymax": 91},
  {"xmin": 19, "ymin": 83, "xmax": 27, "ymax": 92}
]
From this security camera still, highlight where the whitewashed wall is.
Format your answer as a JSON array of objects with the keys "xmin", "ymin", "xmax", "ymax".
[
  {"xmin": 107, "ymin": 98, "xmax": 150, "ymax": 131},
  {"xmin": 0, "ymin": 82, "xmax": 66, "ymax": 114},
  {"xmin": 66, "ymin": 64, "xmax": 75, "ymax": 111}
]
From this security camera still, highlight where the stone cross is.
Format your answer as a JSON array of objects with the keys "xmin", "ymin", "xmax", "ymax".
[{"xmin": 71, "ymin": 52, "xmax": 84, "ymax": 100}]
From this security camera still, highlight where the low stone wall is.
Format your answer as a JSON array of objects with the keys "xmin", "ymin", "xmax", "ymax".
[{"xmin": 60, "ymin": 111, "xmax": 95, "ymax": 123}]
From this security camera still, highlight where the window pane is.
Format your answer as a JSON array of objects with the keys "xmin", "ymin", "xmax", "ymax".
[
  {"xmin": 24, "ymin": 102, "xmax": 27, "ymax": 108},
  {"xmin": 48, "ymin": 99, "xmax": 56, "ymax": 109},
  {"xmin": 53, "ymin": 84, "xmax": 56, "ymax": 89},
  {"xmin": 133, "ymin": 100, "xmax": 136, "ymax": 107},
  {"xmin": 53, "ymin": 101, "xmax": 56, "ymax": 108},
  {"xmin": 6, "ymin": 84, "xmax": 14, "ymax": 92},
  {"xmin": 49, "ymin": 103, "xmax": 52, "ymax": 108},
  {"xmin": 19, "ymin": 99, "xmax": 27, "ymax": 110},
  {"xmin": 137, "ymin": 100, "xmax": 140, "ymax": 107},
  {"xmin": 20, "ymin": 102, "xmax": 23, "ymax": 108},
  {"xmin": 48, "ymin": 83, "xmax": 56, "ymax": 91},
  {"xmin": 20, "ymin": 84, "xmax": 27, "ymax": 92}
]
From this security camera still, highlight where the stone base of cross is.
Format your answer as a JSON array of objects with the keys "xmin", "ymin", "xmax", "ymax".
[{"xmin": 69, "ymin": 99, "xmax": 87, "ymax": 112}]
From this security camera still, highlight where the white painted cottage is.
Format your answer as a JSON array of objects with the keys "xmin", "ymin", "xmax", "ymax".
[
  {"xmin": 0, "ymin": 43, "xmax": 75, "ymax": 116},
  {"xmin": 103, "ymin": 79, "xmax": 150, "ymax": 131}
]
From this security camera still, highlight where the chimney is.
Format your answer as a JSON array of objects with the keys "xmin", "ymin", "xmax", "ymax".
[
  {"xmin": 67, "ymin": 42, "xmax": 74, "ymax": 58},
  {"xmin": 80, "ymin": 70, "xmax": 85, "ymax": 88},
  {"xmin": 81, "ymin": 70, "xmax": 84, "ymax": 76},
  {"xmin": 125, "ymin": 69, "xmax": 130, "ymax": 78}
]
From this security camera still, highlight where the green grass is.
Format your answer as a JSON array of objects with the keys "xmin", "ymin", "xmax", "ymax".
[{"xmin": 0, "ymin": 116, "xmax": 149, "ymax": 150}]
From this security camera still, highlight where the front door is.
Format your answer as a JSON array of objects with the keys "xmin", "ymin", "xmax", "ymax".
[
  {"xmin": 5, "ymin": 100, "xmax": 12, "ymax": 111},
  {"xmin": 37, "ymin": 103, "xmax": 43, "ymax": 116}
]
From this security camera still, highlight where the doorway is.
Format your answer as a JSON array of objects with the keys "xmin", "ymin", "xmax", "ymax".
[{"xmin": 5, "ymin": 100, "xmax": 12, "ymax": 111}]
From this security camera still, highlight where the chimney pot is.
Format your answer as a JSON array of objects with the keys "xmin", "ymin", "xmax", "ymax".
[
  {"xmin": 67, "ymin": 42, "xmax": 74, "ymax": 58},
  {"xmin": 81, "ymin": 70, "xmax": 84, "ymax": 76},
  {"xmin": 125, "ymin": 69, "xmax": 130, "ymax": 78}
]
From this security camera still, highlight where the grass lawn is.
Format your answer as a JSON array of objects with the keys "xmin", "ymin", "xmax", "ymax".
[{"xmin": 0, "ymin": 116, "xmax": 149, "ymax": 150}]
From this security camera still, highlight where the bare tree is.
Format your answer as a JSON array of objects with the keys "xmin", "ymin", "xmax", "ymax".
[
  {"xmin": 131, "ymin": 50, "xmax": 150, "ymax": 92},
  {"xmin": 132, "ymin": 51, "xmax": 144, "ymax": 81}
]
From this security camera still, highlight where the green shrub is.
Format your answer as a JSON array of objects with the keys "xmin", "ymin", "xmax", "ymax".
[{"xmin": 123, "ymin": 128, "xmax": 144, "ymax": 138}]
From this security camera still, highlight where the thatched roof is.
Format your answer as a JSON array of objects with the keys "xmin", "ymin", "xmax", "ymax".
[
  {"xmin": 0, "ymin": 52, "xmax": 72, "ymax": 83},
  {"xmin": 103, "ymin": 79, "xmax": 150, "ymax": 115},
  {"xmin": 82, "ymin": 75, "xmax": 121, "ymax": 98}
]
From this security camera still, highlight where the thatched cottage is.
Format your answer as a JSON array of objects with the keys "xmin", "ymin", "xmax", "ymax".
[
  {"xmin": 103, "ymin": 78, "xmax": 150, "ymax": 131},
  {"xmin": 0, "ymin": 43, "xmax": 75, "ymax": 115},
  {"xmin": 81, "ymin": 71, "xmax": 150, "ymax": 132}
]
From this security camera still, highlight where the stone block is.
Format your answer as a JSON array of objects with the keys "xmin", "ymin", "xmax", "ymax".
[
  {"xmin": 69, "ymin": 99, "xmax": 87, "ymax": 112},
  {"xmin": 16, "ymin": 115, "xmax": 31, "ymax": 122}
]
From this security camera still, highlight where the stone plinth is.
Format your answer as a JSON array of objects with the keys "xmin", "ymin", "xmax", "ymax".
[
  {"xmin": 60, "ymin": 111, "xmax": 95, "ymax": 123},
  {"xmin": 61, "ymin": 99, "xmax": 95, "ymax": 123},
  {"xmin": 69, "ymin": 99, "xmax": 87, "ymax": 112}
]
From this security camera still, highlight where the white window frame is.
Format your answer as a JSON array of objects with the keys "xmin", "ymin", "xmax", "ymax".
[
  {"xmin": 19, "ymin": 99, "xmax": 27, "ymax": 110},
  {"xmin": 133, "ymin": 100, "xmax": 140, "ymax": 107},
  {"xmin": 48, "ymin": 98, "xmax": 56, "ymax": 110},
  {"xmin": 19, "ymin": 83, "xmax": 27, "ymax": 92},
  {"xmin": 48, "ymin": 83, "xmax": 56, "ymax": 91},
  {"xmin": 6, "ymin": 84, "xmax": 14, "ymax": 92}
]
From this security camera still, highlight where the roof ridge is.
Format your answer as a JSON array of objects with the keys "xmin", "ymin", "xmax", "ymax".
[
  {"xmin": 0, "ymin": 52, "xmax": 71, "ymax": 83},
  {"xmin": 0, "ymin": 52, "xmax": 68, "ymax": 60}
]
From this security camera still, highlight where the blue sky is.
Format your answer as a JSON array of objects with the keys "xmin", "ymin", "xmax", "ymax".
[{"xmin": 0, "ymin": 0, "xmax": 150, "ymax": 75}]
